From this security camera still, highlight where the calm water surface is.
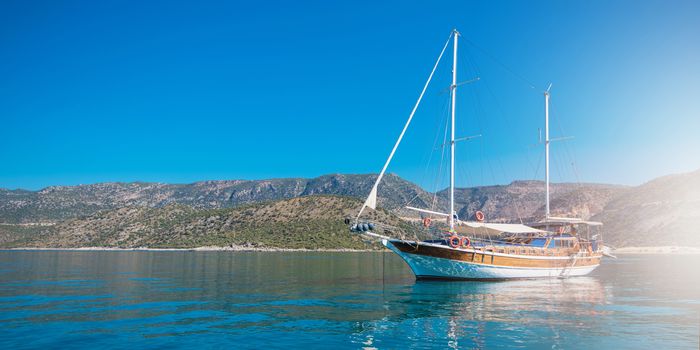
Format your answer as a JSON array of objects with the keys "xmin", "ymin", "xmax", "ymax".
[{"xmin": 0, "ymin": 251, "xmax": 698, "ymax": 349}]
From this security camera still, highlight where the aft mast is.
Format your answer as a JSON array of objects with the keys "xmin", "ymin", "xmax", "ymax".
[
  {"xmin": 544, "ymin": 85, "xmax": 551, "ymax": 220},
  {"xmin": 449, "ymin": 29, "xmax": 459, "ymax": 231}
]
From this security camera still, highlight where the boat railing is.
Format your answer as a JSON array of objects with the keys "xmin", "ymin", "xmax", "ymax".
[
  {"xmin": 426, "ymin": 235, "xmax": 601, "ymax": 255},
  {"xmin": 578, "ymin": 240, "xmax": 592, "ymax": 251},
  {"xmin": 427, "ymin": 236, "xmax": 550, "ymax": 247},
  {"xmin": 469, "ymin": 237, "xmax": 545, "ymax": 248}
]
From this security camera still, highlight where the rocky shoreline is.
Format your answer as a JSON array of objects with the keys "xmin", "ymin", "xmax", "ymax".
[
  {"xmin": 6, "ymin": 245, "xmax": 700, "ymax": 254},
  {"xmin": 6, "ymin": 246, "xmax": 380, "ymax": 252},
  {"xmin": 612, "ymin": 246, "xmax": 700, "ymax": 255}
]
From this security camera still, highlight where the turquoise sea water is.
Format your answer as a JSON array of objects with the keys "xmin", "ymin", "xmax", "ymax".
[{"xmin": 0, "ymin": 251, "xmax": 698, "ymax": 349}]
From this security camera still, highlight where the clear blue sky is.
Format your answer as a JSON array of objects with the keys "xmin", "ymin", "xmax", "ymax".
[{"xmin": 1, "ymin": 0, "xmax": 699, "ymax": 191}]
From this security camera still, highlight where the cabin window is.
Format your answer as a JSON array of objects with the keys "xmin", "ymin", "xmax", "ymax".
[{"xmin": 553, "ymin": 240, "xmax": 573, "ymax": 248}]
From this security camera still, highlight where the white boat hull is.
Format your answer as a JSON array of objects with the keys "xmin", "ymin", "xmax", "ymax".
[{"xmin": 384, "ymin": 239, "xmax": 599, "ymax": 280}]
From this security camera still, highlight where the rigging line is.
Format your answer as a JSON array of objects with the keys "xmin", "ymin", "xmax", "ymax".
[
  {"xmin": 408, "ymin": 81, "xmax": 454, "ymax": 208},
  {"xmin": 434, "ymin": 100, "xmax": 451, "ymax": 210},
  {"xmin": 431, "ymin": 121, "xmax": 447, "ymax": 210},
  {"xmin": 453, "ymin": 73, "xmax": 478, "ymax": 192},
  {"xmin": 407, "ymin": 140, "xmax": 438, "ymax": 208},
  {"xmin": 551, "ymin": 104, "xmax": 575, "ymax": 184},
  {"xmin": 466, "ymin": 47, "xmax": 527, "ymax": 224},
  {"xmin": 456, "ymin": 161, "xmax": 475, "ymax": 223},
  {"xmin": 457, "ymin": 152, "xmax": 473, "ymax": 190},
  {"xmin": 382, "ymin": 248, "xmax": 385, "ymax": 286},
  {"xmin": 462, "ymin": 48, "xmax": 523, "ymax": 224},
  {"xmin": 553, "ymin": 145, "xmax": 568, "ymax": 193},
  {"xmin": 547, "ymin": 101, "xmax": 573, "ymax": 188},
  {"xmin": 430, "ymin": 137, "xmax": 449, "ymax": 219},
  {"xmin": 403, "ymin": 192, "xmax": 421, "ymax": 210},
  {"xmin": 524, "ymin": 146, "xmax": 538, "ymax": 178},
  {"xmin": 431, "ymin": 93, "xmax": 452, "ymax": 213},
  {"xmin": 356, "ymin": 31, "xmax": 453, "ymax": 221},
  {"xmin": 469, "ymin": 63, "xmax": 488, "ymax": 186},
  {"xmin": 462, "ymin": 37, "xmax": 538, "ymax": 91},
  {"xmin": 461, "ymin": 50, "xmax": 491, "ymax": 189},
  {"xmin": 471, "ymin": 82, "xmax": 497, "ymax": 189},
  {"xmin": 549, "ymin": 100, "xmax": 584, "ymax": 186},
  {"xmin": 526, "ymin": 141, "xmax": 545, "ymax": 222},
  {"xmin": 476, "ymin": 62, "xmax": 539, "ymax": 219},
  {"xmin": 471, "ymin": 92, "xmax": 491, "ymax": 188},
  {"xmin": 407, "ymin": 91, "xmax": 452, "ymax": 209},
  {"xmin": 533, "ymin": 148, "xmax": 543, "ymax": 182}
]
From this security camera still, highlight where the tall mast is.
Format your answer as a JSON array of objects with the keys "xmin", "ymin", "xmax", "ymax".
[
  {"xmin": 449, "ymin": 29, "xmax": 459, "ymax": 231},
  {"xmin": 544, "ymin": 89, "xmax": 550, "ymax": 220}
]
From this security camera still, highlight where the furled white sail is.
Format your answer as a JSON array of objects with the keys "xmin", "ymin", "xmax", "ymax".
[{"xmin": 364, "ymin": 186, "xmax": 377, "ymax": 210}]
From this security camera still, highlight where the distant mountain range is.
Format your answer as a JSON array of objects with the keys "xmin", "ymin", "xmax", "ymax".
[
  {"xmin": 591, "ymin": 169, "xmax": 700, "ymax": 247},
  {"xmin": 1, "ymin": 169, "xmax": 698, "ymax": 248},
  {"xmin": 0, "ymin": 174, "xmax": 623, "ymax": 224},
  {"xmin": 0, "ymin": 174, "xmax": 425, "ymax": 223}
]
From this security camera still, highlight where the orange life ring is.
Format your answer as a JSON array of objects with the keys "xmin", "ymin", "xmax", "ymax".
[
  {"xmin": 448, "ymin": 235, "xmax": 461, "ymax": 248},
  {"xmin": 461, "ymin": 236, "xmax": 471, "ymax": 248},
  {"xmin": 475, "ymin": 211, "xmax": 485, "ymax": 222},
  {"xmin": 422, "ymin": 217, "xmax": 432, "ymax": 227}
]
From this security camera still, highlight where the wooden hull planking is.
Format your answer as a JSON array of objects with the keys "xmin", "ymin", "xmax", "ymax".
[{"xmin": 384, "ymin": 239, "xmax": 601, "ymax": 280}]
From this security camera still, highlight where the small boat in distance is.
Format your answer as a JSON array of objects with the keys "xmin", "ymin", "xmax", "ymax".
[{"xmin": 350, "ymin": 29, "xmax": 613, "ymax": 280}]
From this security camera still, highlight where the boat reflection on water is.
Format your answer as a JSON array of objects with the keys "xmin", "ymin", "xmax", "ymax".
[
  {"xmin": 1, "ymin": 252, "xmax": 696, "ymax": 348},
  {"xmin": 351, "ymin": 277, "xmax": 609, "ymax": 349},
  {"xmin": 410, "ymin": 277, "xmax": 607, "ymax": 318}
]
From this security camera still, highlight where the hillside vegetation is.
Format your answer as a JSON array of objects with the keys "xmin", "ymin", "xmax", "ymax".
[{"xmin": 0, "ymin": 196, "xmax": 419, "ymax": 250}]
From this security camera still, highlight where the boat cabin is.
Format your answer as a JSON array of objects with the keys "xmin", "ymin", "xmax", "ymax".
[{"xmin": 422, "ymin": 217, "xmax": 603, "ymax": 257}]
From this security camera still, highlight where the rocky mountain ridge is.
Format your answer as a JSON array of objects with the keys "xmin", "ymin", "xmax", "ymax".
[
  {"xmin": 0, "ymin": 174, "xmax": 420, "ymax": 223},
  {"xmin": 0, "ymin": 174, "xmax": 623, "ymax": 224}
]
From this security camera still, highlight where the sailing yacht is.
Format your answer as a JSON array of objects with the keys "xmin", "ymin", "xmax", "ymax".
[{"xmin": 351, "ymin": 29, "xmax": 611, "ymax": 280}]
